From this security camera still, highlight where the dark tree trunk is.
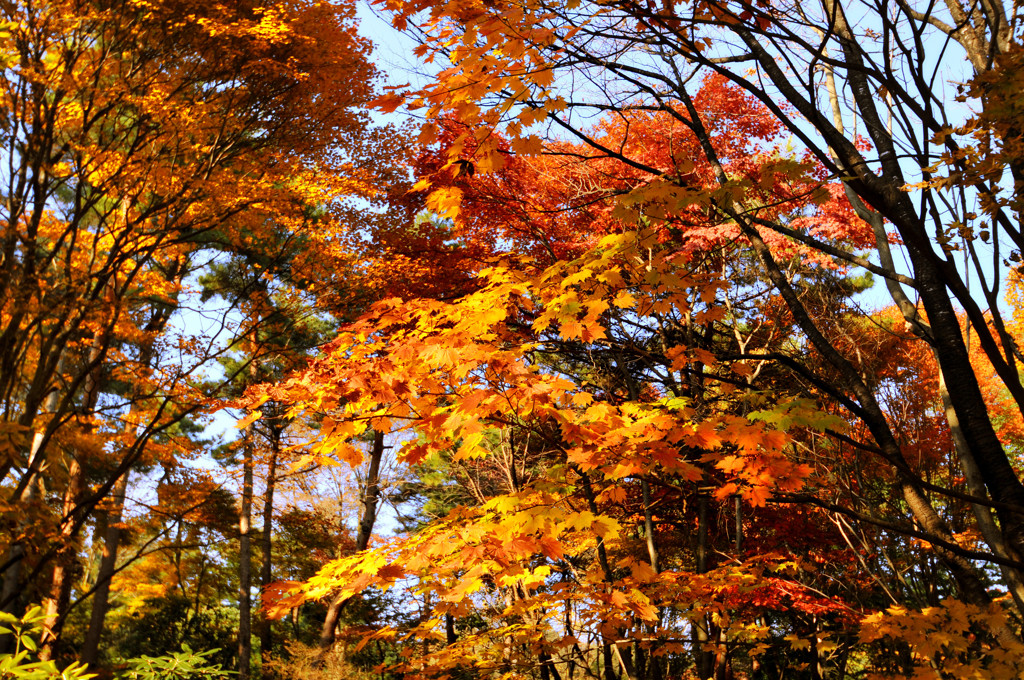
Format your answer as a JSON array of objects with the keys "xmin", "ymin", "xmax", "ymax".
[
  {"xmin": 318, "ymin": 431, "xmax": 385, "ymax": 654},
  {"xmin": 259, "ymin": 442, "xmax": 279, "ymax": 665}
]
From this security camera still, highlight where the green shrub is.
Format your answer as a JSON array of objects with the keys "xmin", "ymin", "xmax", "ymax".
[
  {"xmin": 0, "ymin": 608, "xmax": 232, "ymax": 679},
  {"xmin": 0, "ymin": 607, "xmax": 94, "ymax": 679},
  {"xmin": 115, "ymin": 646, "xmax": 232, "ymax": 680}
]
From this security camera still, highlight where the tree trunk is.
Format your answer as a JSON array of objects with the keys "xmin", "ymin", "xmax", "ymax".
[
  {"xmin": 238, "ymin": 440, "xmax": 254, "ymax": 680},
  {"xmin": 79, "ymin": 470, "xmax": 131, "ymax": 665},
  {"xmin": 38, "ymin": 456, "xmax": 85, "ymax": 660},
  {"xmin": 40, "ymin": 334, "xmax": 107, "ymax": 659},
  {"xmin": 602, "ymin": 643, "xmax": 617, "ymax": 680},
  {"xmin": 693, "ymin": 490, "xmax": 713, "ymax": 680},
  {"xmin": 259, "ymin": 441, "xmax": 279, "ymax": 665},
  {"xmin": 641, "ymin": 479, "xmax": 663, "ymax": 680},
  {"xmin": 318, "ymin": 430, "xmax": 385, "ymax": 654}
]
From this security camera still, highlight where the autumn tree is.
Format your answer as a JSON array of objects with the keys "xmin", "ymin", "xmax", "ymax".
[
  {"xmin": 367, "ymin": 0, "xmax": 1024, "ymax": 627},
  {"xmin": 0, "ymin": 0, "xmax": 403, "ymax": 666},
  {"xmin": 260, "ymin": 83, "xmax": 899, "ymax": 675}
]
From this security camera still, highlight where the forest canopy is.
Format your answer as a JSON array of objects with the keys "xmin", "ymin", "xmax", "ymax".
[{"xmin": 0, "ymin": 0, "xmax": 1023, "ymax": 678}]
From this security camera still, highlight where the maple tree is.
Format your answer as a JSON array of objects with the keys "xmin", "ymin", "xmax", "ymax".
[
  {"xmin": 255, "ymin": 0, "xmax": 1024, "ymax": 675},
  {"xmin": 259, "ymin": 83, "xmax": 896, "ymax": 674}
]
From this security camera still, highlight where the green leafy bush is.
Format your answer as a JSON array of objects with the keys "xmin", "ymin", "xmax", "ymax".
[
  {"xmin": 116, "ymin": 645, "xmax": 232, "ymax": 680},
  {"xmin": 0, "ymin": 608, "xmax": 232, "ymax": 679},
  {"xmin": 0, "ymin": 607, "xmax": 94, "ymax": 679}
]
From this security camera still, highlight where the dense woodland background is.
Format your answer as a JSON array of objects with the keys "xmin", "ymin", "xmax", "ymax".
[{"xmin": 0, "ymin": 0, "xmax": 1023, "ymax": 677}]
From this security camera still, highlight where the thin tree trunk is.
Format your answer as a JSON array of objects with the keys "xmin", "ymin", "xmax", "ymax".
[
  {"xmin": 578, "ymin": 472, "xmax": 631, "ymax": 680},
  {"xmin": 318, "ymin": 431, "xmax": 385, "ymax": 654},
  {"xmin": 79, "ymin": 470, "xmax": 130, "ymax": 665},
  {"xmin": 693, "ymin": 490, "xmax": 713, "ymax": 680},
  {"xmin": 38, "ymin": 456, "xmax": 85, "ymax": 660},
  {"xmin": 238, "ymin": 439, "xmax": 254, "ymax": 680},
  {"xmin": 354, "ymin": 431, "xmax": 385, "ymax": 551},
  {"xmin": 259, "ymin": 440, "xmax": 279, "ymax": 665},
  {"xmin": 238, "ymin": 348, "xmax": 263, "ymax": 680},
  {"xmin": 734, "ymin": 495, "xmax": 742, "ymax": 553},
  {"xmin": 642, "ymin": 480, "xmax": 659, "ymax": 573},
  {"xmin": 641, "ymin": 479, "xmax": 663, "ymax": 680},
  {"xmin": 602, "ymin": 644, "xmax": 617, "ymax": 680},
  {"xmin": 40, "ymin": 334, "xmax": 107, "ymax": 659},
  {"xmin": 714, "ymin": 627, "xmax": 728, "ymax": 680},
  {"xmin": 445, "ymin": 612, "xmax": 456, "ymax": 646}
]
